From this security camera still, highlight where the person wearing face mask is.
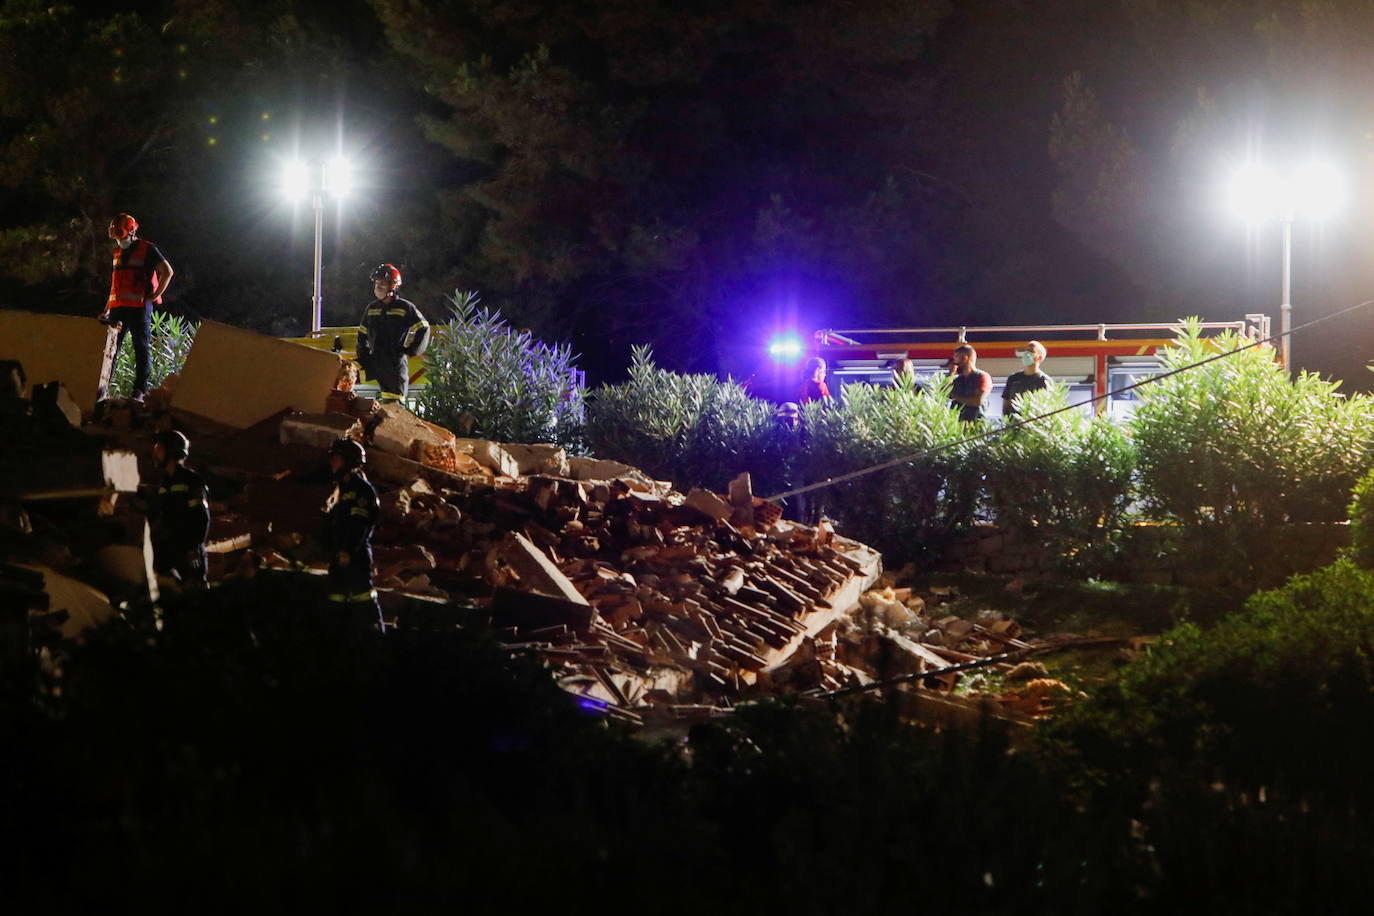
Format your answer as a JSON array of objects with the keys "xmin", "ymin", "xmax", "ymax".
[
  {"xmin": 355, "ymin": 263, "xmax": 430, "ymax": 404},
  {"xmin": 1001, "ymin": 340, "xmax": 1052, "ymax": 418},
  {"xmin": 102, "ymin": 213, "xmax": 174, "ymax": 402},
  {"xmin": 324, "ymin": 437, "xmax": 383, "ymax": 630}
]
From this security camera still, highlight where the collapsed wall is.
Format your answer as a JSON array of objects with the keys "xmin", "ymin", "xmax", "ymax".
[{"xmin": 0, "ymin": 315, "xmax": 884, "ymax": 721}]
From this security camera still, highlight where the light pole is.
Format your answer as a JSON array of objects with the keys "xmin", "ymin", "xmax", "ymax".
[
  {"xmin": 284, "ymin": 156, "xmax": 351, "ymax": 333},
  {"xmin": 1227, "ymin": 161, "xmax": 1341, "ymax": 373}
]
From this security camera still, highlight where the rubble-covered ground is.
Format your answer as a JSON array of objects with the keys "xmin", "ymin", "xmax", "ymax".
[{"xmin": 3, "ymin": 359, "xmax": 1127, "ymax": 728}]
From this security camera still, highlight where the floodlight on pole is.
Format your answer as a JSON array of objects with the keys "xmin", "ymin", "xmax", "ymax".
[
  {"xmin": 1228, "ymin": 159, "xmax": 1342, "ymax": 373},
  {"xmin": 281, "ymin": 156, "xmax": 351, "ymax": 332}
]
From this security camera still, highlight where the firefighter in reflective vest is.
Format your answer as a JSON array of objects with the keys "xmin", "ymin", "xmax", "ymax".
[
  {"xmin": 325, "ymin": 438, "xmax": 383, "ymax": 628},
  {"xmin": 355, "ymin": 263, "xmax": 430, "ymax": 403},
  {"xmin": 150, "ymin": 430, "xmax": 209, "ymax": 587},
  {"xmin": 103, "ymin": 213, "xmax": 174, "ymax": 401}
]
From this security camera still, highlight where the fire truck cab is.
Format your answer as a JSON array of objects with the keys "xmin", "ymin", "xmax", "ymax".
[{"xmin": 806, "ymin": 315, "xmax": 1272, "ymax": 420}]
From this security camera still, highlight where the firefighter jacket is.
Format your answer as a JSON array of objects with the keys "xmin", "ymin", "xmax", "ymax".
[
  {"xmin": 327, "ymin": 472, "xmax": 379, "ymax": 578},
  {"xmin": 107, "ymin": 239, "xmax": 163, "ymax": 310},
  {"xmin": 356, "ymin": 296, "xmax": 430, "ymax": 399},
  {"xmin": 151, "ymin": 464, "xmax": 210, "ymax": 550}
]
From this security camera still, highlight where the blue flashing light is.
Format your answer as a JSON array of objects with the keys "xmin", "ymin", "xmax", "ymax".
[{"xmin": 768, "ymin": 335, "xmax": 804, "ymax": 361}]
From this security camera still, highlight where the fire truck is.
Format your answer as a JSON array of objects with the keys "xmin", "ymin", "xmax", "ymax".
[
  {"xmin": 285, "ymin": 325, "xmax": 429, "ymax": 400},
  {"xmin": 790, "ymin": 314, "xmax": 1272, "ymax": 420}
]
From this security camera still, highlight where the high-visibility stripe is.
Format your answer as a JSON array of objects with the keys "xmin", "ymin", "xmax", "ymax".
[
  {"xmin": 188, "ymin": 499, "xmax": 207, "ymax": 508},
  {"xmin": 402, "ymin": 319, "xmax": 428, "ymax": 349},
  {"xmin": 350, "ymin": 506, "xmax": 372, "ymax": 518},
  {"xmin": 378, "ymin": 392, "xmax": 403, "ymax": 402},
  {"xmin": 328, "ymin": 589, "xmax": 378, "ymax": 603}
]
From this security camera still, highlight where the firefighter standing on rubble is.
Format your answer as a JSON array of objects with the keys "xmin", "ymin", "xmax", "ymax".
[
  {"xmin": 324, "ymin": 438, "xmax": 383, "ymax": 629},
  {"xmin": 150, "ymin": 430, "xmax": 209, "ymax": 587},
  {"xmin": 355, "ymin": 263, "xmax": 430, "ymax": 403},
  {"xmin": 103, "ymin": 213, "xmax": 174, "ymax": 402}
]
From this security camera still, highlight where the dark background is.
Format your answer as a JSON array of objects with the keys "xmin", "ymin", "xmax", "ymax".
[{"xmin": 2, "ymin": 0, "xmax": 1372, "ymax": 388}]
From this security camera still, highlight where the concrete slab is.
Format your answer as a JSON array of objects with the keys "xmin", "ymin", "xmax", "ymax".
[
  {"xmin": 280, "ymin": 412, "xmax": 364, "ymax": 450},
  {"xmin": 18, "ymin": 563, "xmax": 116, "ymax": 641},
  {"xmin": 0, "ymin": 311, "xmax": 117, "ymax": 416},
  {"xmin": 173, "ymin": 321, "xmax": 344, "ymax": 428},
  {"xmin": 499, "ymin": 442, "xmax": 569, "ymax": 476}
]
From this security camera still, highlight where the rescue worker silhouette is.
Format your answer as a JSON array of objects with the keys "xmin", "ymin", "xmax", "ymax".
[
  {"xmin": 324, "ymin": 438, "xmax": 383, "ymax": 629},
  {"xmin": 102, "ymin": 213, "xmax": 174, "ymax": 402},
  {"xmin": 355, "ymin": 264, "xmax": 430, "ymax": 403},
  {"xmin": 150, "ymin": 430, "xmax": 209, "ymax": 587}
]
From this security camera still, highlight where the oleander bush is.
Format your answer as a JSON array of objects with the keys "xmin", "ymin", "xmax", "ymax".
[
  {"xmin": 1131, "ymin": 319, "xmax": 1373, "ymax": 581},
  {"xmin": 982, "ymin": 384, "xmax": 1136, "ymax": 545},
  {"xmin": 417, "ymin": 291, "xmax": 586, "ymax": 450},
  {"xmin": 584, "ymin": 346, "xmax": 793, "ymax": 495},
  {"xmin": 797, "ymin": 373, "xmax": 976, "ymax": 562},
  {"xmin": 1133, "ymin": 319, "xmax": 1373, "ymax": 525},
  {"xmin": 108, "ymin": 311, "xmax": 197, "ymax": 398},
  {"xmin": 1349, "ymin": 467, "xmax": 1374, "ymax": 569}
]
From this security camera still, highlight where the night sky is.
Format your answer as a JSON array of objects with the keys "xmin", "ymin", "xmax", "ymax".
[{"xmin": 3, "ymin": 0, "xmax": 1373, "ymax": 388}]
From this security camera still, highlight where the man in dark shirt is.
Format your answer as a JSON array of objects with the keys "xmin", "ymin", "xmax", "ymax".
[
  {"xmin": 355, "ymin": 263, "xmax": 430, "ymax": 404},
  {"xmin": 325, "ymin": 438, "xmax": 382, "ymax": 629},
  {"xmin": 103, "ymin": 213, "xmax": 173, "ymax": 401},
  {"xmin": 1001, "ymin": 340, "xmax": 1053, "ymax": 418},
  {"xmin": 948, "ymin": 344, "xmax": 991, "ymax": 422},
  {"xmin": 150, "ymin": 430, "xmax": 209, "ymax": 587}
]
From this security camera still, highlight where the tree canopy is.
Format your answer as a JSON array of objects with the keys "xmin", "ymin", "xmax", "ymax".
[{"xmin": 3, "ymin": 0, "xmax": 1373, "ymax": 384}]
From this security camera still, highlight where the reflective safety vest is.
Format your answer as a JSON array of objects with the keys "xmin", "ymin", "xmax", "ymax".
[{"xmin": 107, "ymin": 239, "xmax": 159, "ymax": 309}]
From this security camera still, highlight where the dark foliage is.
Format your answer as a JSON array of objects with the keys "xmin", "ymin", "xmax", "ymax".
[{"xmin": 11, "ymin": 563, "xmax": 1374, "ymax": 908}]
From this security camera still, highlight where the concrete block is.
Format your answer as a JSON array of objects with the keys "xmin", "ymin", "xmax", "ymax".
[
  {"xmin": 16, "ymin": 447, "xmax": 139, "ymax": 499},
  {"xmin": 497, "ymin": 532, "xmax": 590, "ymax": 605},
  {"xmin": 564, "ymin": 456, "xmax": 668, "ymax": 493},
  {"xmin": 470, "ymin": 440, "xmax": 521, "ymax": 478},
  {"xmin": 173, "ymin": 321, "xmax": 343, "ymax": 428},
  {"xmin": 0, "ymin": 311, "xmax": 117, "ymax": 416},
  {"xmin": 102, "ymin": 448, "xmax": 141, "ymax": 492},
  {"xmin": 280, "ymin": 412, "xmax": 364, "ymax": 450},
  {"xmin": 371, "ymin": 401, "xmax": 457, "ymax": 457},
  {"xmin": 684, "ymin": 488, "xmax": 732, "ymax": 522},
  {"xmin": 498, "ymin": 442, "xmax": 569, "ymax": 477},
  {"xmin": 728, "ymin": 472, "xmax": 753, "ymax": 507}
]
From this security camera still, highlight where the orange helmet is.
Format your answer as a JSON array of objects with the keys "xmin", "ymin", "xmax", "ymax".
[
  {"xmin": 109, "ymin": 213, "xmax": 138, "ymax": 240},
  {"xmin": 370, "ymin": 263, "xmax": 402, "ymax": 287}
]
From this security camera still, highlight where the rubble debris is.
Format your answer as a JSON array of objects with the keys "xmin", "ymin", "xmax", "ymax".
[
  {"xmin": 11, "ymin": 564, "xmax": 114, "ymax": 641},
  {"xmin": 173, "ymin": 321, "xmax": 344, "ymax": 428},
  {"xmin": 0, "ymin": 311, "xmax": 117, "ymax": 415},
  {"xmin": 467, "ymin": 439, "xmax": 521, "ymax": 478},
  {"xmin": 499, "ymin": 442, "xmax": 569, "ymax": 477},
  {"xmin": 31, "ymin": 382, "xmax": 82, "ymax": 429},
  {"xmin": 280, "ymin": 412, "xmax": 365, "ymax": 450}
]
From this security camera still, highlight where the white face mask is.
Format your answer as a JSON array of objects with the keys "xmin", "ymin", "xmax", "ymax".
[
  {"xmin": 115, "ymin": 236, "xmax": 134, "ymax": 249},
  {"xmin": 1019, "ymin": 351, "xmax": 1036, "ymax": 366}
]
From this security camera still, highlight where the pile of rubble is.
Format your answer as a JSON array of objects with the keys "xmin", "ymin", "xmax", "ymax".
[
  {"xmin": 266, "ymin": 397, "xmax": 883, "ymax": 723},
  {"xmin": 1, "ymin": 314, "xmax": 1088, "ymax": 726}
]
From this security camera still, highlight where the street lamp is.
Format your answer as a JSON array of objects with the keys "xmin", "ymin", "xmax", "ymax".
[
  {"xmin": 283, "ymin": 156, "xmax": 352, "ymax": 332},
  {"xmin": 1226, "ymin": 160, "xmax": 1342, "ymax": 372}
]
